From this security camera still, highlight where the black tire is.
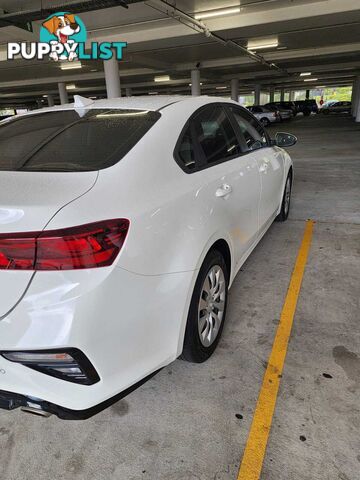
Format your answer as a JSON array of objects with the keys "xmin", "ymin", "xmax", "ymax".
[
  {"xmin": 276, "ymin": 171, "xmax": 292, "ymax": 222},
  {"xmin": 260, "ymin": 117, "xmax": 270, "ymax": 127},
  {"xmin": 323, "ymin": 109, "xmax": 329, "ymax": 115},
  {"xmin": 181, "ymin": 249, "xmax": 229, "ymax": 363},
  {"xmin": 303, "ymin": 110, "xmax": 311, "ymax": 117}
]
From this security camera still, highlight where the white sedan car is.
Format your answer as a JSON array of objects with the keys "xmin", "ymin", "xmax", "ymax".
[
  {"xmin": 246, "ymin": 105, "xmax": 278, "ymax": 126},
  {"xmin": 0, "ymin": 95, "xmax": 295, "ymax": 419}
]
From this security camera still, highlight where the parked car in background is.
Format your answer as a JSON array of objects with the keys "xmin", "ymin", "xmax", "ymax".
[
  {"xmin": 0, "ymin": 95, "xmax": 295, "ymax": 419},
  {"xmin": 321, "ymin": 101, "xmax": 351, "ymax": 115},
  {"xmin": 264, "ymin": 103, "xmax": 293, "ymax": 121},
  {"xmin": 246, "ymin": 105, "xmax": 278, "ymax": 126},
  {"xmin": 320, "ymin": 100, "xmax": 337, "ymax": 110},
  {"xmin": 266, "ymin": 101, "xmax": 297, "ymax": 116},
  {"xmin": 295, "ymin": 99, "xmax": 319, "ymax": 116}
]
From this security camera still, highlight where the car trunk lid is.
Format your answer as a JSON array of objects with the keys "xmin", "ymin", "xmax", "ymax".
[{"xmin": 0, "ymin": 171, "xmax": 97, "ymax": 317}]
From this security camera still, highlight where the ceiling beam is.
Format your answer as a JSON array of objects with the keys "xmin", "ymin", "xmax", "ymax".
[{"xmin": 86, "ymin": 0, "xmax": 360, "ymax": 47}]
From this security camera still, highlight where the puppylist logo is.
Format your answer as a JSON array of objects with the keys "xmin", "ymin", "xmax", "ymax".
[{"xmin": 7, "ymin": 12, "xmax": 127, "ymax": 62}]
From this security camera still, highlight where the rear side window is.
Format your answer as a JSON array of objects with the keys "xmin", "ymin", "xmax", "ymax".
[
  {"xmin": 229, "ymin": 107, "xmax": 268, "ymax": 151},
  {"xmin": 194, "ymin": 105, "xmax": 241, "ymax": 165},
  {"xmin": 177, "ymin": 126, "xmax": 196, "ymax": 171},
  {"xmin": 0, "ymin": 109, "xmax": 160, "ymax": 172}
]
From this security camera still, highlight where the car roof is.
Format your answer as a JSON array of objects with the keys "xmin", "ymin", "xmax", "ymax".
[{"xmin": 18, "ymin": 95, "xmax": 239, "ymax": 118}]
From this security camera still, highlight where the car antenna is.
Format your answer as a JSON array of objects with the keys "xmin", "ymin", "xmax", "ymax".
[
  {"xmin": 74, "ymin": 95, "xmax": 94, "ymax": 109},
  {"xmin": 73, "ymin": 95, "xmax": 94, "ymax": 117}
]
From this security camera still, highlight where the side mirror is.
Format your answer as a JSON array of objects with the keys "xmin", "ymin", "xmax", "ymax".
[{"xmin": 274, "ymin": 132, "xmax": 297, "ymax": 148}]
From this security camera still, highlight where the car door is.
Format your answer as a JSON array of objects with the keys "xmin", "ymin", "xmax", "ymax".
[
  {"xmin": 227, "ymin": 106, "xmax": 284, "ymax": 233},
  {"xmin": 175, "ymin": 104, "xmax": 260, "ymax": 268}
]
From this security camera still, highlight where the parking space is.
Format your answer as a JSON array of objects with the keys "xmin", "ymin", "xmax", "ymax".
[{"xmin": 0, "ymin": 115, "xmax": 358, "ymax": 480}]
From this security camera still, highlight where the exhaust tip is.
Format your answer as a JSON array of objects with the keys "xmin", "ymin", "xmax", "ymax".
[{"xmin": 21, "ymin": 404, "xmax": 52, "ymax": 418}]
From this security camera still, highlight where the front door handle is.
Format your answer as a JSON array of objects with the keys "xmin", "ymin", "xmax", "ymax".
[{"xmin": 216, "ymin": 183, "xmax": 232, "ymax": 198}]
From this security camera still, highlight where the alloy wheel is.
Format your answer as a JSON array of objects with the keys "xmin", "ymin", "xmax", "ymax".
[
  {"xmin": 284, "ymin": 177, "xmax": 291, "ymax": 215},
  {"xmin": 198, "ymin": 265, "xmax": 226, "ymax": 347}
]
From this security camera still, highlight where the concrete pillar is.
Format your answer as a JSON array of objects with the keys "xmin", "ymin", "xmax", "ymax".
[
  {"xmin": 280, "ymin": 88, "xmax": 285, "ymax": 102},
  {"xmin": 125, "ymin": 87, "xmax": 132, "ymax": 97},
  {"xmin": 58, "ymin": 82, "xmax": 69, "ymax": 105},
  {"xmin": 104, "ymin": 53, "xmax": 121, "ymax": 99},
  {"xmin": 306, "ymin": 89, "xmax": 310, "ymax": 100},
  {"xmin": 254, "ymin": 84, "xmax": 261, "ymax": 105},
  {"xmin": 269, "ymin": 87, "xmax": 275, "ymax": 103},
  {"xmin": 230, "ymin": 78, "xmax": 239, "ymax": 102},
  {"xmin": 356, "ymin": 103, "xmax": 360, "ymax": 123},
  {"xmin": 351, "ymin": 77, "xmax": 360, "ymax": 117},
  {"xmin": 191, "ymin": 69, "xmax": 201, "ymax": 96},
  {"xmin": 355, "ymin": 76, "xmax": 360, "ymax": 122},
  {"xmin": 47, "ymin": 94, "xmax": 54, "ymax": 107}
]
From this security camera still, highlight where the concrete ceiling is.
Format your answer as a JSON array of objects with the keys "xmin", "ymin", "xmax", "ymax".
[{"xmin": 0, "ymin": 0, "xmax": 359, "ymax": 107}]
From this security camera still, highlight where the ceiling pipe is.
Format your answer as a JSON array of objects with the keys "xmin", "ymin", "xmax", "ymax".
[{"xmin": 146, "ymin": 0, "xmax": 289, "ymax": 76}]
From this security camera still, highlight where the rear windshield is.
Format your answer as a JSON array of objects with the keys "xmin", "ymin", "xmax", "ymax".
[{"xmin": 0, "ymin": 109, "xmax": 160, "ymax": 172}]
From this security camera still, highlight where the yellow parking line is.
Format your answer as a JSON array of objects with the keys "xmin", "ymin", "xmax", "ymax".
[{"xmin": 237, "ymin": 219, "xmax": 315, "ymax": 480}]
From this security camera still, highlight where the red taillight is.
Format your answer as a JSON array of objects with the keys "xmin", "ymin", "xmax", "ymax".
[{"xmin": 0, "ymin": 219, "xmax": 129, "ymax": 271}]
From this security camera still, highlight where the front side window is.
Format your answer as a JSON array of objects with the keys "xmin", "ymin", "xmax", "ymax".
[
  {"xmin": 194, "ymin": 105, "xmax": 241, "ymax": 165},
  {"xmin": 0, "ymin": 109, "xmax": 160, "ymax": 172},
  {"xmin": 229, "ymin": 107, "xmax": 268, "ymax": 151}
]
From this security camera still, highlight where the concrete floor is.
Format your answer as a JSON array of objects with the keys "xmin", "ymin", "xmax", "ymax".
[{"xmin": 0, "ymin": 114, "xmax": 359, "ymax": 480}]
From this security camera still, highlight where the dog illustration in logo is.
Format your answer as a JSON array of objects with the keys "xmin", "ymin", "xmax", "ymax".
[{"xmin": 42, "ymin": 14, "xmax": 80, "ymax": 61}]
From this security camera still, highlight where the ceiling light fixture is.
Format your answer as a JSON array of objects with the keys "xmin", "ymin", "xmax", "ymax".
[
  {"xmin": 66, "ymin": 84, "xmax": 76, "ymax": 90},
  {"xmin": 189, "ymin": 83, "xmax": 203, "ymax": 86},
  {"xmin": 247, "ymin": 36, "xmax": 279, "ymax": 51},
  {"xmin": 216, "ymin": 86, "xmax": 228, "ymax": 90},
  {"xmin": 304, "ymin": 78, "xmax": 318, "ymax": 82},
  {"xmin": 154, "ymin": 75, "xmax": 170, "ymax": 82},
  {"xmin": 194, "ymin": 7, "xmax": 240, "ymax": 20},
  {"xmin": 60, "ymin": 62, "xmax": 82, "ymax": 70},
  {"xmin": 300, "ymin": 72, "xmax": 311, "ymax": 77},
  {"xmin": 248, "ymin": 42, "xmax": 278, "ymax": 51},
  {"xmin": 148, "ymin": 92, "xmax": 159, "ymax": 95}
]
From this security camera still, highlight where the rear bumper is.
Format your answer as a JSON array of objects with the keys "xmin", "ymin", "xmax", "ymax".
[
  {"xmin": 0, "ymin": 266, "xmax": 195, "ymax": 412},
  {"xmin": 0, "ymin": 369, "xmax": 160, "ymax": 420}
]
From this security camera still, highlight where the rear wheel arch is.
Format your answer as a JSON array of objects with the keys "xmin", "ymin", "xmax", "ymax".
[
  {"xmin": 208, "ymin": 239, "xmax": 231, "ymax": 282},
  {"xmin": 176, "ymin": 237, "xmax": 232, "ymax": 358}
]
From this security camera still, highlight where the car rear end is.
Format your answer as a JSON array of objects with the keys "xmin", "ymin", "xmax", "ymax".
[{"xmin": 0, "ymin": 104, "xmax": 191, "ymax": 419}]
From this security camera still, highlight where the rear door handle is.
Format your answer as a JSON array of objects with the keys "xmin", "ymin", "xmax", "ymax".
[{"xmin": 215, "ymin": 183, "xmax": 232, "ymax": 198}]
